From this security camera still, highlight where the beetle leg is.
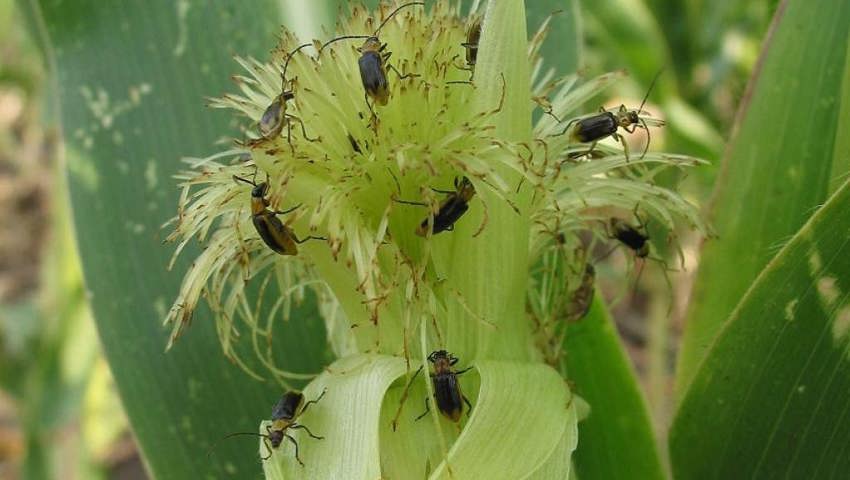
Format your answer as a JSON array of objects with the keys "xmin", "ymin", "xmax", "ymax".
[
  {"xmin": 387, "ymin": 63, "xmax": 418, "ymax": 80},
  {"xmin": 363, "ymin": 92, "xmax": 377, "ymax": 120},
  {"xmin": 455, "ymin": 366, "xmax": 474, "ymax": 375},
  {"xmin": 292, "ymin": 233, "xmax": 327, "ymax": 244},
  {"xmin": 414, "ymin": 397, "xmax": 431, "ymax": 421},
  {"xmin": 273, "ymin": 203, "xmax": 302, "ymax": 216},
  {"xmin": 578, "ymin": 141, "xmax": 598, "ymax": 159},
  {"xmin": 284, "ymin": 114, "xmax": 318, "ymax": 143},
  {"xmin": 290, "ymin": 423, "xmax": 324, "ymax": 440},
  {"xmin": 285, "ymin": 434, "xmax": 304, "ymax": 466},
  {"xmin": 286, "ymin": 120, "xmax": 294, "ymax": 153},
  {"xmin": 259, "ymin": 425, "xmax": 274, "ymax": 461},
  {"xmin": 462, "ymin": 394, "xmax": 473, "ymax": 417},
  {"xmin": 430, "ymin": 186, "xmax": 455, "ymax": 195},
  {"xmin": 300, "ymin": 388, "xmax": 327, "ymax": 414},
  {"xmin": 260, "ymin": 437, "xmax": 274, "ymax": 461},
  {"xmin": 392, "ymin": 197, "xmax": 428, "ymax": 207},
  {"xmin": 632, "ymin": 203, "xmax": 648, "ymax": 233},
  {"xmin": 613, "ymin": 132, "xmax": 630, "ymax": 162}
]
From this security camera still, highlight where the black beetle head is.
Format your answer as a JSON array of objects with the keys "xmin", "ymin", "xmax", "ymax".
[
  {"xmin": 268, "ymin": 429, "xmax": 284, "ymax": 448},
  {"xmin": 251, "ymin": 182, "xmax": 269, "ymax": 199}
]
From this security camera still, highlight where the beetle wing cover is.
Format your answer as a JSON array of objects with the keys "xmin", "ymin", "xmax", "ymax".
[
  {"xmin": 574, "ymin": 112, "xmax": 617, "ymax": 143},
  {"xmin": 614, "ymin": 224, "xmax": 647, "ymax": 252},
  {"xmin": 433, "ymin": 373, "xmax": 464, "ymax": 422},
  {"xmin": 253, "ymin": 213, "xmax": 298, "ymax": 256},
  {"xmin": 359, "ymin": 51, "xmax": 389, "ymax": 106},
  {"xmin": 271, "ymin": 392, "xmax": 303, "ymax": 420},
  {"xmin": 432, "ymin": 196, "xmax": 470, "ymax": 234},
  {"xmin": 258, "ymin": 96, "xmax": 285, "ymax": 137}
]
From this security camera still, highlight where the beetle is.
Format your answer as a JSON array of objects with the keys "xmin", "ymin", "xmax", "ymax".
[
  {"xmin": 603, "ymin": 213, "xmax": 674, "ymax": 303},
  {"xmin": 319, "ymin": 2, "xmax": 424, "ymax": 116},
  {"xmin": 461, "ymin": 18, "xmax": 482, "ymax": 72},
  {"xmin": 207, "ymin": 389, "xmax": 326, "ymax": 465},
  {"xmin": 608, "ymin": 217, "xmax": 650, "ymax": 258},
  {"xmin": 557, "ymin": 70, "xmax": 664, "ymax": 161},
  {"xmin": 232, "ymin": 172, "xmax": 325, "ymax": 255},
  {"xmin": 447, "ymin": 17, "xmax": 481, "ymax": 85},
  {"xmin": 253, "ymin": 42, "xmax": 317, "ymax": 147},
  {"xmin": 391, "ymin": 349, "xmax": 473, "ymax": 430},
  {"xmin": 417, "ymin": 350, "xmax": 473, "ymax": 422},
  {"xmin": 393, "ymin": 176, "xmax": 477, "ymax": 236},
  {"xmin": 417, "ymin": 176, "xmax": 477, "ymax": 236}
]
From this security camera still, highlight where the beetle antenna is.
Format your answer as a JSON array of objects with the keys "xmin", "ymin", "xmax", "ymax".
[
  {"xmin": 374, "ymin": 1, "xmax": 425, "ymax": 34},
  {"xmin": 206, "ymin": 432, "xmax": 272, "ymax": 458},
  {"xmin": 281, "ymin": 42, "xmax": 313, "ymax": 86},
  {"xmin": 319, "ymin": 35, "xmax": 370, "ymax": 55},
  {"xmin": 387, "ymin": 167, "xmax": 403, "ymax": 196},
  {"xmin": 233, "ymin": 175, "xmax": 257, "ymax": 187},
  {"xmin": 638, "ymin": 68, "xmax": 664, "ymax": 114}
]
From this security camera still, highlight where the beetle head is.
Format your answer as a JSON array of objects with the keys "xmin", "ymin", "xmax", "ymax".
[{"xmin": 360, "ymin": 36, "xmax": 382, "ymax": 53}]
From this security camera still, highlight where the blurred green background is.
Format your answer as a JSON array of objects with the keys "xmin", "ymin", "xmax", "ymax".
[{"xmin": 0, "ymin": 0, "xmax": 772, "ymax": 478}]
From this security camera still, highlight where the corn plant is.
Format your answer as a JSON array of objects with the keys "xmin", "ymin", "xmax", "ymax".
[{"xmin": 22, "ymin": 0, "xmax": 850, "ymax": 478}]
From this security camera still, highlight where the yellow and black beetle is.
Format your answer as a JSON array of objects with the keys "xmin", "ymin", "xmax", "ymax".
[
  {"xmin": 461, "ymin": 18, "xmax": 482, "ymax": 72},
  {"xmin": 417, "ymin": 176, "xmax": 476, "ymax": 236},
  {"xmin": 608, "ymin": 217, "xmax": 650, "ymax": 259},
  {"xmin": 208, "ymin": 389, "xmax": 326, "ymax": 465},
  {"xmin": 557, "ymin": 70, "xmax": 664, "ymax": 161},
  {"xmin": 446, "ymin": 17, "xmax": 481, "ymax": 85},
  {"xmin": 417, "ymin": 350, "xmax": 473, "ymax": 422},
  {"xmin": 391, "ymin": 349, "xmax": 473, "ymax": 430},
  {"xmin": 233, "ymin": 172, "xmax": 324, "ymax": 255},
  {"xmin": 394, "ymin": 176, "xmax": 477, "ymax": 236},
  {"xmin": 255, "ymin": 42, "xmax": 317, "ymax": 146},
  {"xmin": 319, "ymin": 2, "xmax": 424, "ymax": 115}
]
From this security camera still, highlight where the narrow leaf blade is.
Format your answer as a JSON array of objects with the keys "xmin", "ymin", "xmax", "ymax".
[
  {"xmin": 671, "ymin": 178, "xmax": 850, "ymax": 478},
  {"xmin": 677, "ymin": 0, "xmax": 850, "ymax": 392},
  {"xmin": 565, "ymin": 298, "xmax": 665, "ymax": 480},
  {"xmin": 37, "ymin": 1, "xmax": 331, "ymax": 477}
]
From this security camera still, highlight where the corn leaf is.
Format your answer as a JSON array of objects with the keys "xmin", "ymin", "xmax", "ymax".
[
  {"xmin": 564, "ymin": 297, "xmax": 666, "ymax": 479},
  {"xmin": 30, "ymin": 0, "xmax": 336, "ymax": 477},
  {"xmin": 676, "ymin": 0, "xmax": 850, "ymax": 393},
  {"xmin": 670, "ymin": 177, "xmax": 850, "ymax": 478}
]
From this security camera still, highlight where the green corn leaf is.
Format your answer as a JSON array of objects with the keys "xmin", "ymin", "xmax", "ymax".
[
  {"xmin": 677, "ymin": 0, "xmax": 850, "ymax": 393},
  {"xmin": 670, "ymin": 177, "xmax": 850, "ymax": 478},
  {"xmin": 564, "ymin": 297, "xmax": 666, "ymax": 480},
  {"xmin": 30, "ymin": 0, "xmax": 336, "ymax": 477}
]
